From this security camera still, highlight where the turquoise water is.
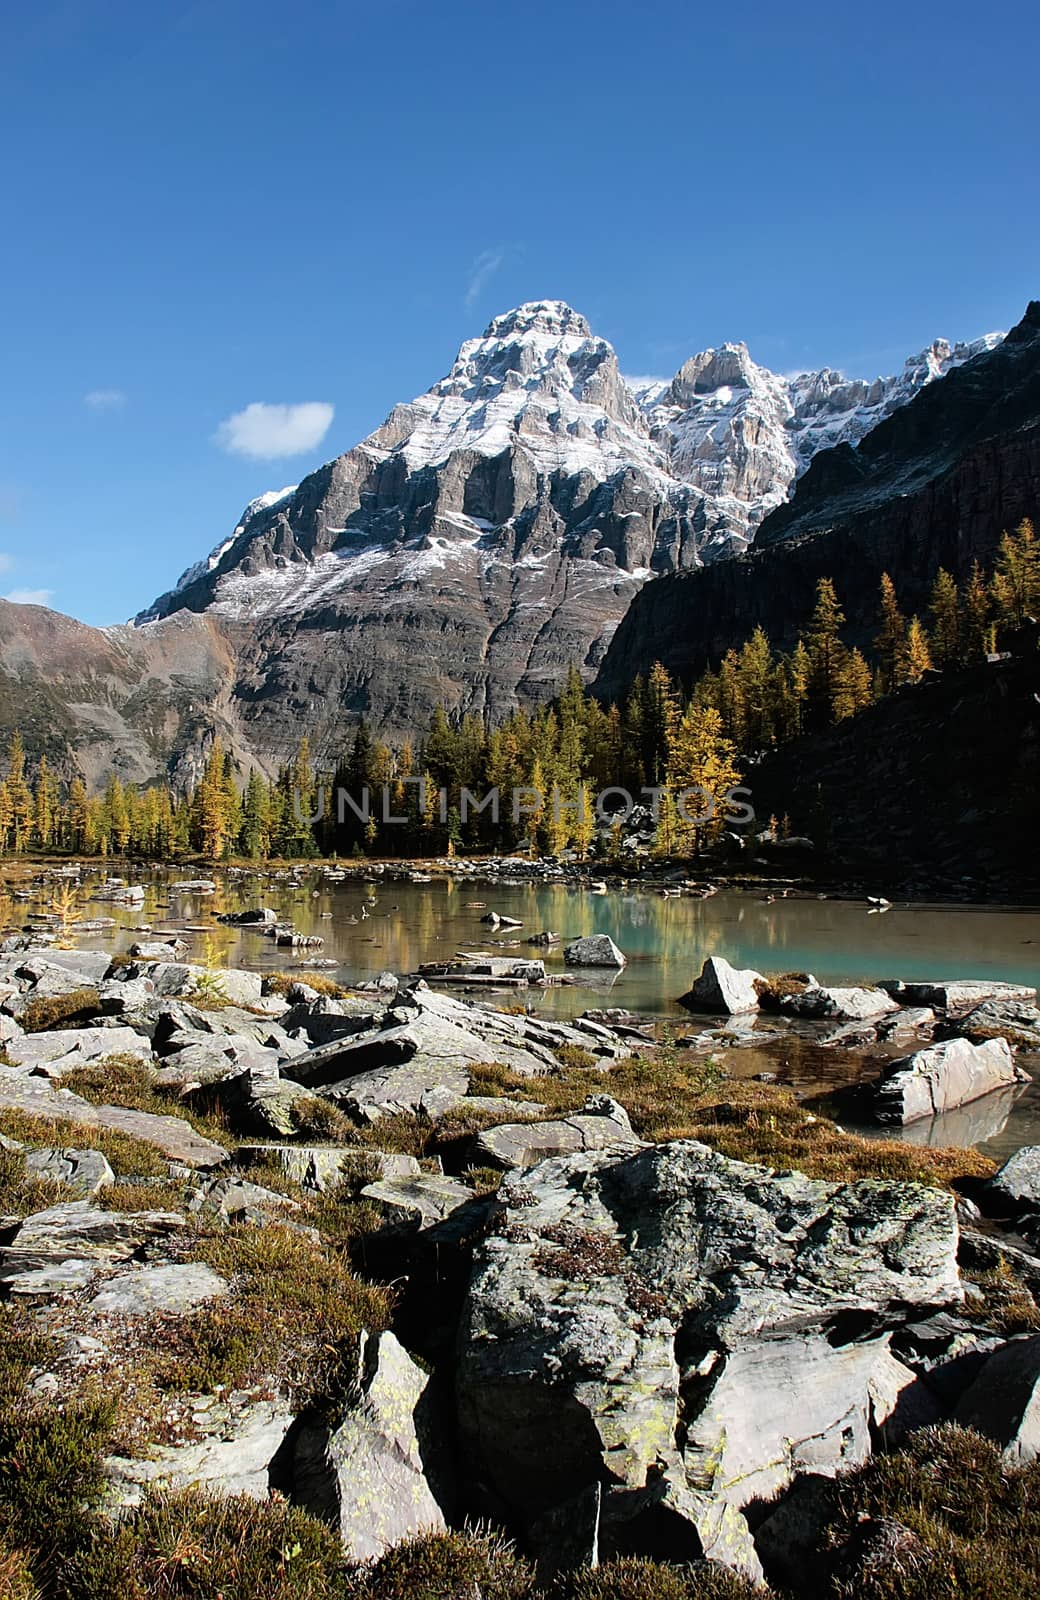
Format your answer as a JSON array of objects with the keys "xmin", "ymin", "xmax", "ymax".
[{"xmin": 49, "ymin": 871, "xmax": 1040, "ymax": 1022}]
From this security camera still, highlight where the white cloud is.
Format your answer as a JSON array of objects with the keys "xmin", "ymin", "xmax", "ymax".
[
  {"xmin": 465, "ymin": 247, "xmax": 505, "ymax": 308},
  {"xmin": 84, "ymin": 388, "xmax": 126, "ymax": 411},
  {"xmin": 213, "ymin": 401, "xmax": 335, "ymax": 461},
  {"xmin": 4, "ymin": 587, "xmax": 53, "ymax": 606}
]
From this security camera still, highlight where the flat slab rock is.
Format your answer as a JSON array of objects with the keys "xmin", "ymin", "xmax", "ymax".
[
  {"xmin": 87, "ymin": 1261, "xmax": 229, "ymax": 1317},
  {"xmin": 235, "ymin": 1144, "xmax": 420, "ymax": 1191},
  {"xmin": 0, "ymin": 1201, "xmax": 186, "ymax": 1298},
  {"xmin": 953, "ymin": 997, "xmax": 1040, "ymax": 1049},
  {"xmin": 0, "ymin": 1070, "xmax": 228, "ymax": 1168},
  {"xmin": 473, "ymin": 1097, "xmax": 643, "ymax": 1171},
  {"xmin": 881, "ymin": 978, "xmax": 1038, "ymax": 1013},
  {"xmin": 361, "ymin": 1173, "xmax": 475, "ymax": 1226},
  {"xmin": 457, "ymin": 1139, "xmax": 960, "ymax": 1569},
  {"xmin": 781, "ymin": 985, "xmax": 898, "ymax": 1021},
  {"xmin": 873, "ymin": 1036, "xmax": 1027, "ymax": 1125},
  {"xmin": 5, "ymin": 1026, "xmax": 153, "ymax": 1070}
]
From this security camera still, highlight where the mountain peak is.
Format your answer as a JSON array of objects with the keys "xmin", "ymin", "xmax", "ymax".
[{"xmin": 482, "ymin": 300, "xmax": 592, "ymax": 342}]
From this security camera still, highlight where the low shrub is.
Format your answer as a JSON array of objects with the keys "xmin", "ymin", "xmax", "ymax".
[
  {"xmin": 18, "ymin": 988, "xmax": 100, "ymax": 1033},
  {"xmin": 347, "ymin": 1527, "xmax": 537, "ymax": 1599}
]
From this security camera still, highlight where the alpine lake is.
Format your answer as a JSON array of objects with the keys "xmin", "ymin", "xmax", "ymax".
[{"xmin": 12, "ymin": 864, "xmax": 1040, "ymax": 1165}]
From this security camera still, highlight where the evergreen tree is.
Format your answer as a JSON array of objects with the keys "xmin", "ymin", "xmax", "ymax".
[
  {"xmin": 991, "ymin": 518, "xmax": 1040, "ymax": 632},
  {"xmin": 961, "ymin": 561, "xmax": 991, "ymax": 660},
  {"xmin": 832, "ymin": 648, "xmax": 874, "ymax": 720},
  {"xmin": 929, "ymin": 569, "xmax": 960, "ymax": 667},
  {"xmin": 904, "ymin": 616, "xmax": 933, "ymax": 683},
  {"xmin": 665, "ymin": 703, "xmax": 741, "ymax": 856},
  {"xmin": 875, "ymin": 572, "xmax": 907, "ymax": 692},
  {"xmin": 805, "ymin": 579, "xmax": 846, "ymax": 719}
]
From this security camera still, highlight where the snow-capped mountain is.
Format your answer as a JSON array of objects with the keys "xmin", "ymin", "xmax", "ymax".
[{"xmin": 131, "ymin": 300, "xmax": 1004, "ymax": 751}]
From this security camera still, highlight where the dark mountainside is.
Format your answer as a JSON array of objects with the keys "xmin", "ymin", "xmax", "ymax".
[
  {"xmin": 596, "ymin": 300, "xmax": 1040, "ymax": 700},
  {"xmin": 748, "ymin": 651, "xmax": 1040, "ymax": 899}
]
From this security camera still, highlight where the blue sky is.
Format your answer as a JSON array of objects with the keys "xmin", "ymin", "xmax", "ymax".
[{"xmin": 1, "ymin": 0, "xmax": 1037, "ymax": 625}]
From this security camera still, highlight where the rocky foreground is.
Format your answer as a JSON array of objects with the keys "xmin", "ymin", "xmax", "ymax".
[{"xmin": 2, "ymin": 936, "xmax": 1040, "ymax": 1597}]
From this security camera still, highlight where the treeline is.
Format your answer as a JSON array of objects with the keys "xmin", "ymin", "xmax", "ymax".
[{"xmin": 0, "ymin": 520, "xmax": 1035, "ymax": 864}]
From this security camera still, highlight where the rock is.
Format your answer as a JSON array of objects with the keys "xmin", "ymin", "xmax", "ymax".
[
  {"xmin": 873, "ymin": 1036, "xmax": 1028, "ymax": 1124},
  {"xmin": 954, "ymin": 1334, "xmax": 1040, "ymax": 1462},
  {"xmin": 235, "ymin": 1144, "xmax": 420, "ymax": 1191},
  {"xmin": 876, "ymin": 1006, "xmax": 937, "ymax": 1043},
  {"xmin": 526, "ymin": 930, "xmax": 561, "ymax": 946},
  {"xmin": 563, "ymin": 935, "xmax": 627, "ymax": 969},
  {"xmin": 12, "ymin": 950, "xmax": 112, "ymax": 991},
  {"xmin": 5, "ymin": 1026, "xmax": 153, "ymax": 1071},
  {"xmin": 290, "ymin": 1329, "xmax": 449, "ymax": 1559},
  {"xmin": 951, "ymin": 997, "xmax": 1040, "ymax": 1049},
  {"xmin": 128, "ymin": 939, "xmax": 188, "ymax": 959},
  {"xmin": 987, "ymin": 1146, "xmax": 1040, "ymax": 1212},
  {"xmin": 137, "ymin": 962, "xmax": 264, "ymax": 1007},
  {"xmin": 329, "ymin": 1058, "xmax": 471, "ymax": 1121},
  {"xmin": 880, "ymin": 978, "xmax": 1038, "ymax": 1013},
  {"xmin": 169, "ymin": 880, "xmax": 217, "ymax": 893},
  {"xmin": 0, "ymin": 1201, "xmax": 185, "ymax": 1297},
  {"xmin": 682, "ymin": 1335, "xmax": 936, "ymax": 1510},
  {"xmin": 22, "ymin": 1147, "xmax": 114, "ymax": 1197},
  {"xmin": 781, "ymin": 985, "xmax": 898, "ymax": 1021},
  {"xmin": 361, "ymin": 1173, "xmax": 475, "ymax": 1226},
  {"xmin": 186, "ymin": 1066, "xmax": 329, "ymax": 1140},
  {"xmin": 189, "ymin": 1176, "xmax": 300, "ymax": 1224},
  {"xmin": 87, "ymin": 1261, "xmax": 229, "ymax": 1317},
  {"xmin": 457, "ymin": 1140, "xmax": 960, "ymax": 1571},
  {"xmin": 473, "ymin": 1098, "xmax": 643, "ymax": 1171},
  {"xmin": 0, "ymin": 1070, "xmax": 228, "ymax": 1168},
  {"xmin": 216, "ymin": 908, "xmax": 278, "ymax": 926},
  {"xmin": 105, "ymin": 1394, "xmax": 295, "ymax": 1506},
  {"xmin": 678, "ymin": 956, "xmax": 763, "ymax": 1014}
]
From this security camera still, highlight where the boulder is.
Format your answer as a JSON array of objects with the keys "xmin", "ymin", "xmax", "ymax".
[
  {"xmin": 23, "ymin": 1147, "xmax": 114, "ymax": 1197},
  {"xmin": 19, "ymin": 949, "xmax": 113, "ymax": 984},
  {"xmin": 781, "ymin": 985, "xmax": 898, "ymax": 1021},
  {"xmin": 679, "ymin": 956, "xmax": 763, "ymax": 1014},
  {"xmin": 87, "ymin": 1261, "xmax": 229, "ymax": 1317},
  {"xmin": 473, "ymin": 1097, "xmax": 643, "ymax": 1171},
  {"xmin": 873, "ymin": 1036, "xmax": 1028, "ymax": 1124},
  {"xmin": 563, "ymin": 935, "xmax": 627, "ymax": 969},
  {"xmin": 987, "ymin": 1146, "xmax": 1040, "ymax": 1212},
  {"xmin": 328, "ymin": 1058, "xmax": 471, "ymax": 1121},
  {"xmin": 290, "ymin": 1329, "xmax": 449, "ymax": 1559},
  {"xmin": 128, "ymin": 939, "xmax": 188, "ymax": 960},
  {"xmin": 954, "ymin": 1334, "xmax": 1040, "ymax": 1462},
  {"xmin": 137, "ymin": 962, "xmax": 264, "ymax": 1008},
  {"xmin": 360, "ymin": 1173, "xmax": 475, "ymax": 1227},
  {"xmin": 457, "ymin": 1140, "xmax": 960, "ymax": 1572}
]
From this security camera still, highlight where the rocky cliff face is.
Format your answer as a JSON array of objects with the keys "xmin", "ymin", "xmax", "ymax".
[
  {"xmin": 596, "ymin": 301, "xmax": 1040, "ymax": 700},
  {"xmin": 0, "ymin": 301, "xmax": 1011, "ymax": 777},
  {"xmin": 132, "ymin": 301, "xmax": 997, "ymax": 757}
]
